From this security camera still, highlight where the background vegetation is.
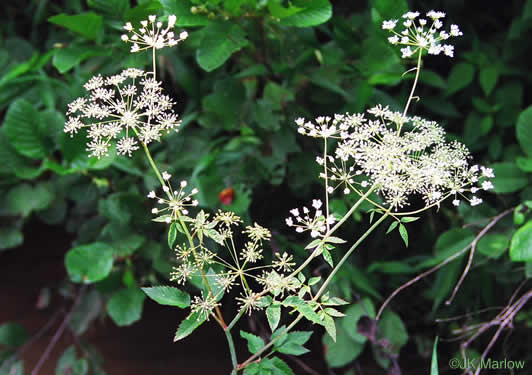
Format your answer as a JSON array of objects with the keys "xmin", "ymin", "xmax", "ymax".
[{"xmin": 1, "ymin": 0, "xmax": 532, "ymax": 374}]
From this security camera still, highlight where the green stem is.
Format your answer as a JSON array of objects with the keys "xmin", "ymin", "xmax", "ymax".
[
  {"xmin": 140, "ymin": 141, "xmax": 227, "ymax": 327},
  {"xmin": 314, "ymin": 211, "xmax": 390, "ymax": 298},
  {"xmin": 401, "ymin": 48, "xmax": 423, "ymax": 125},
  {"xmin": 288, "ymin": 184, "xmax": 378, "ymax": 277},
  {"xmin": 237, "ymin": 210, "xmax": 389, "ymax": 371}
]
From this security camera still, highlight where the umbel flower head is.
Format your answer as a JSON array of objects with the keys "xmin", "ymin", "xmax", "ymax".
[
  {"xmin": 293, "ymin": 105, "xmax": 494, "ymax": 211},
  {"xmin": 121, "ymin": 14, "xmax": 188, "ymax": 53},
  {"xmin": 382, "ymin": 10, "xmax": 463, "ymax": 58},
  {"xmin": 64, "ymin": 68, "xmax": 181, "ymax": 158}
]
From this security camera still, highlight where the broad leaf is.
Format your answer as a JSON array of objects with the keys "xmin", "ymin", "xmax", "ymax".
[
  {"xmin": 240, "ymin": 330, "xmax": 265, "ymax": 354},
  {"xmin": 65, "ymin": 243, "xmax": 114, "ymax": 283},
  {"xmin": 196, "ymin": 22, "xmax": 248, "ymax": 72},
  {"xmin": 106, "ymin": 288, "xmax": 146, "ymax": 326},
  {"xmin": 3, "ymin": 99, "xmax": 49, "ymax": 159},
  {"xmin": 174, "ymin": 311, "xmax": 206, "ymax": 341},
  {"xmin": 48, "ymin": 12, "xmax": 103, "ymax": 40},
  {"xmin": 142, "ymin": 286, "xmax": 190, "ymax": 308},
  {"xmin": 510, "ymin": 221, "xmax": 532, "ymax": 262}
]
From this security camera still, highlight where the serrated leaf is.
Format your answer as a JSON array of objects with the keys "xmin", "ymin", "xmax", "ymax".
[
  {"xmin": 325, "ymin": 236, "xmax": 346, "ymax": 244},
  {"xmin": 282, "ymin": 296, "xmax": 323, "ymax": 326},
  {"xmin": 322, "ymin": 247, "xmax": 334, "ymax": 267},
  {"xmin": 275, "ymin": 331, "xmax": 312, "ymax": 355},
  {"xmin": 168, "ymin": 223, "xmax": 178, "ymax": 249},
  {"xmin": 323, "ymin": 314, "xmax": 336, "ymax": 342},
  {"xmin": 240, "ymin": 330, "xmax": 265, "ymax": 354},
  {"xmin": 400, "ymin": 216, "xmax": 419, "ymax": 223},
  {"xmin": 142, "ymin": 286, "xmax": 190, "ymax": 308},
  {"xmin": 106, "ymin": 288, "xmax": 146, "ymax": 326},
  {"xmin": 65, "ymin": 243, "xmax": 114, "ymax": 283},
  {"xmin": 174, "ymin": 312, "xmax": 206, "ymax": 341},
  {"xmin": 510, "ymin": 221, "xmax": 532, "ymax": 262},
  {"xmin": 196, "ymin": 22, "xmax": 248, "ymax": 72},
  {"xmin": 323, "ymin": 325, "xmax": 364, "ymax": 368},
  {"xmin": 266, "ymin": 303, "xmax": 281, "ymax": 332},
  {"xmin": 305, "ymin": 239, "xmax": 322, "ymax": 249},
  {"xmin": 386, "ymin": 221, "xmax": 398, "ymax": 234},
  {"xmin": 398, "ymin": 224, "xmax": 408, "ymax": 247},
  {"xmin": 48, "ymin": 12, "xmax": 103, "ymax": 40},
  {"xmin": 3, "ymin": 99, "xmax": 49, "ymax": 159}
]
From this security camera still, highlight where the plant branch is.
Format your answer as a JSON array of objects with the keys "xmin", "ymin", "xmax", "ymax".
[{"xmin": 30, "ymin": 285, "xmax": 87, "ymax": 375}]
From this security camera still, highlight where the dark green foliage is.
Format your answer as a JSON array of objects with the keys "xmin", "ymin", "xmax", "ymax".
[{"xmin": 2, "ymin": 0, "xmax": 532, "ymax": 373}]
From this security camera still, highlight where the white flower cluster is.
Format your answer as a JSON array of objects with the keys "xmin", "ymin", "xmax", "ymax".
[
  {"xmin": 294, "ymin": 106, "xmax": 494, "ymax": 211},
  {"xmin": 64, "ymin": 69, "xmax": 181, "ymax": 158},
  {"xmin": 382, "ymin": 10, "xmax": 463, "ymax": 58},
  {"xmin": 285, "ymin": 199, "xmax": 336, "ymax": 238},
  {"xmin": 148, "ymin": 173, "xmax": 199, "ymax": 222},
  {"xmin": 121, "ymin": 14, "xmax": 188, "ymax": 53}
]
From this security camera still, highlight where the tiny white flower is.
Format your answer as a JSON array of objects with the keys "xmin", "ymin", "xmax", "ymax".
[
  {"xmin": 168, "ymin": 15, "xmax": 177, "ymax": 28},
  {"xmin": 179, "ymin": 31, "xmax": 188, "ymax": 39},
  {"xmin": 162, "ymin": 171, "xmax": 172, "ymax": 180},
  {"xmin": 180, "ymin": 180, "xmax": 187, "ymax": 188},
  {"xmin": 312, "ymin": 199, "xmax": 323, "ymax": 209},
  {"xmin": 481, "ymin": 181, "xmax": 493, "ymax": 190},
  {"xmin": 382, "ymin": 20, "xmax": 397, "ymax": 30},
  {"xmin": 148, "ymin": 191, "xmax": 156, "ymax": 199},
  {"xmin": 452, "ymin": 199, "xmax": 460, "ymax": 207}
]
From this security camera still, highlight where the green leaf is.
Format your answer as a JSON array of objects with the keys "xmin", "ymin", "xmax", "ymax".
[
  {"xmin": 269, "ymin": 357, "xmax": 295, "ymax": 375},
  {"xmin": 106, "ymin": 288, "xmax": 146, "ymax": 326},
  {"xmin": 52, "ymin": 45, "xmax": 111, "ymax": 74},
  {"xmin": 142, "ymin": 286, "xmax": 190, "ymax": 308},
  {"xmin": 323, "ymin": 325, "xmax": 365, "ymax": 368},
  {"xmin": 159, "ymin": 0, "xmax": 209, "ymax": 26},
  {"xmin": 321, "ymin": 247, "xmax": 334, "ymax": 267},
  {"xmin": 282, "ymin": 296, "xmax": 323, "ymax": 326},
  {"xmin": 305, "ymin": 239, "xmax": 321, "ymax": 250},
  {"xmin": 56, "ymin": 346, "xmax": 88, "ymax": 375},
  {"xmin": 490, "ymin": 162, "xmax": 529, "ymax": 193},
  {"xmin": 65, "ymin": 243, "xmax": 114, "ymax": 283},
  {"xmin": 3, "ymin": 99, "xmax": 49, "ymax": 158},
  {"xmin": 477, "ymin": 234, "xmax": 509, "ymax": 258},
  {"xmin": 0, "ymin": 227, "xmax": 23, "ymax": 250},
  {"xmin": 48, "ymin": 12, "xmax": 103, "ymax": 40},
  {"xmin": 7, "ymin": 183, "xmax": 54, "ymax": 217},
  {"xmin": 266, "ymin": 303, "xmax": 281, "ymax": 332},
  {"xmin": 325, "ymin": 236, "xmax": 346, "ymax": 244},
  {"xmin": 510, "ymin": 221, "xmax": 532, "ymax": 262},
  {"xmin": 342, "ymin": 298, "xmax": 375, "ymax": 343},
  {"xmin": 68, "ymin": 289, "xmax": 102, "ymax": 335},
  {"xmin": 377, "ymin": 310, "xmax": 408, "ymax": 353},
  {"xmin": 446, "ymin": 62, "xmax": 475, "ymax": 95},
  {"xmin": 323, "ymin": 314, "xmax": 336, "ymax": 342},
  {"xmin": 87, "ymin": 0, "xmax": 130, "ymax": 16},
  {"xmin": 417, "ymin": 228, "xmax": 474, "ymax": 269},
  {"xmin": 275, "ymin": 331, "xmax": 312, "ymax": 355},
  {"xmin": 0, "ymin": 322, "xmax": 28, "ymax": 347},
  {"xmin": 516, "ymin": 106, "xmax": 532, "ymax": 157},
  {"xmin": 398, "ymin": 223, "xmax": 408, "ymax": 247},
  {"xmin": 431, "ymin": 337, "xmax": 439, "ymax": 375},
  {"xmin": 280, "ymin": 0, "xmax": 333, "ymax": 27},
  {"xmin": 168, "ymin": 223, "xmax": 178, "ymax": 249},
  {"xmin": 479, "ymin": 66, "xmax": 498, "ymax": 96},
  {"xmin": 240, "ymin": 330, "xmax": 265, "ymax": 354},
  {"xmin": 196, "ymin": 22, "xmax": 248, "ymax": 72},
  {"xmin": 386, "ymin": 221, "xmax": 398, "ymax": 234},
  {"xmin": 400, "ymin": 216, "xmax": 419, "ymax": 223},
  {"xmin": 174, "ymin": 312, "xmax": 206, "ymax": 341}
]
